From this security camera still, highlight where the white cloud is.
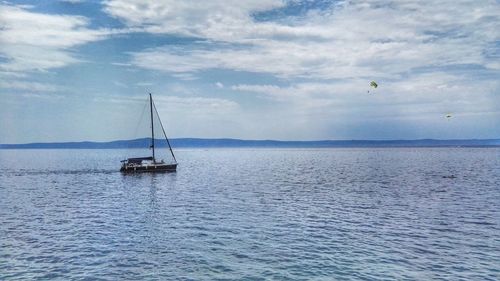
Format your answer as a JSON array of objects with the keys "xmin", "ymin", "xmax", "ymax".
[
  {"xmin": 111, "ymin": 62, "xmax": 133, "ymax": 67},
  {"xmin": 106, "ymin": 0, "xmax": 500, "ymax": 80},
  {"xmin": 92, "ymin": 93, "xmax": 241, "ymax": 138},
  {"xmin": 171, "ymin": 73, "xmax": 199, "ymax": 81},
  {"xmin": 0, "ymin": 70, "xmax": 28, "ymax": 78},
  {"xmin": 154, "ymin": 95, "xmax": 239, "ymax": 113},
  {"xmin": 0, "ymin": 4, "xmax": 109, "ymax": 72},
  {"xmin": 105, "ymin": 0, "xmax": 499, "ymax": 139},
  {"xmin": 130, "ymin": 42, "xmax": 378, "ymax": 79},
  {"xmin": 113, "ymin": 81, "xmax": 129, "ymax": 88},
  {"xmin": 135, "ymin": 82, "xmax": 154, "ymax": 87},
  {"xmin": 0, "ymin": 80, "xmax": 63, "ymax": 92},
  {"xmin": 232, "ymin": 72, "xmax": 500, "ymax": 119},
  {"xmin": 103, "ymin": 0, "xmax": 284, "ymax": 37},
  {"xmin": 59, "ymin": 0, "xmax": 84, "ymax": 3},
  {"xmin": 2, "ymin": 1, "xmax": 497, "ymax": 141},
  {"xmin": 95, "ymin": 94, "xmax": 239, "ymax": 112}
]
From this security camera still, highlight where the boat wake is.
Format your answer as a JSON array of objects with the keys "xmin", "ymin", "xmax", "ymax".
[{"xmin": 7, "ymin": 169, "xmax": 119, "ymax": 176}]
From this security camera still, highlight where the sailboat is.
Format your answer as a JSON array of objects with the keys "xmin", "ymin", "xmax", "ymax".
[{"xmin": 120, "ymin": 93, "xmax": 177, "ymax": 173}]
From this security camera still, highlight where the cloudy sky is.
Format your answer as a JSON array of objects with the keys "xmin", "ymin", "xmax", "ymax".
[{"xmin": 0, "ymin": 0, "xmax": 499, "ymax": 143}]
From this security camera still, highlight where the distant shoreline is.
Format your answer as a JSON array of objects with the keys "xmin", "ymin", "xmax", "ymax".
[{"xmin": 1, "ymin": 138, "xmax": 499, "ymax": 149}]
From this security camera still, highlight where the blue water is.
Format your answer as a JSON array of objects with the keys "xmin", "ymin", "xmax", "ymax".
[{"xmin": 1, "ymin": 148, "xmax": 499, "ymax": 280}]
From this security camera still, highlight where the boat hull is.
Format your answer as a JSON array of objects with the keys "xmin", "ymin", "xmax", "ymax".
[{"xmin": 120, "ymin": 163, "xmax": 177, "ymax": 173}]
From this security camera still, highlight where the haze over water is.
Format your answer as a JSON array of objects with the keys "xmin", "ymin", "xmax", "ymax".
[{"xmin": 1, "ymin": 148, "xmax": 499, "ymax": 280}]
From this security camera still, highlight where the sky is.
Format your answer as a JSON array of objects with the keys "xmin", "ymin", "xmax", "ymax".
[{"xmin": 0, "ymin": 0, "xmax": 499, "ymax": 143}]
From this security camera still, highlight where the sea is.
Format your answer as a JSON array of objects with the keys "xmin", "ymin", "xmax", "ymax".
[{"xmin": 1, "ymin": 148, "xmax": 499, "ymax": 280}]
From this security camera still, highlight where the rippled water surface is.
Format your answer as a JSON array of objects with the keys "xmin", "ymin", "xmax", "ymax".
[{"xmin": 1, "ymin": 148, "xmax": 499, "ymax": 280}]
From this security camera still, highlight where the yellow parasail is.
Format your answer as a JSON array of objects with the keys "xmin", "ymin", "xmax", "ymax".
[{"xmin": 368, "ymin": 81, "xmax": 378, "ymax": 93}]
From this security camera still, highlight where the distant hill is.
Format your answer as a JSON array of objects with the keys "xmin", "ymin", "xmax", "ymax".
[{"xmin": 1, "ymin": 138, "xmax": 499, "ymax": 149}]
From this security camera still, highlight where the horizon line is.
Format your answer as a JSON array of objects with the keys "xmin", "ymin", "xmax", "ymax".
[{"xmin": 2, "ymin": 137, "xmax": 500, "ymax": 146}]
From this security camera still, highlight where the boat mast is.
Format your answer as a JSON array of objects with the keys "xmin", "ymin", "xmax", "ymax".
[
  {"xmin": 152, "ymin": 100, "xmax": 177, "ymax": 163},
  {"xmin": 149, "ymin": 93, "xmax": 155, "ymax": 161}
]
